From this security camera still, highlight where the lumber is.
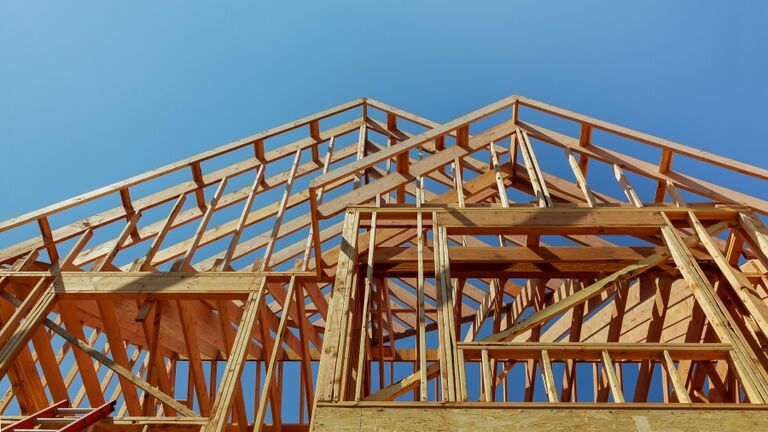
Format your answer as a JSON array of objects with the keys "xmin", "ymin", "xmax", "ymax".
[{"xmin": 1, "ymin": 93, "xmax": 767, "ymax": 431}]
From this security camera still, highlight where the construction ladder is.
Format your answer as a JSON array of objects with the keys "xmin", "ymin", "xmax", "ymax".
[{"xmin": 1, "ymin": 400, "xmax": 116, "ymax": 432}]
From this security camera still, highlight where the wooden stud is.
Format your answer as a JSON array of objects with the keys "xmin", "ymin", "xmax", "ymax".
[
  {"xmin": 601, "ymin": 350, "xmax": 625, "ymax": 403},
  {"xmin": 540, "ymin": 350, "xmax": 558, "ymax": 403},
  {"xmin": 662, "ymin": 349, "xmax": 692, "ymax": 403},
  {"xmin": 565, "ymin": 148, "xmax": 597, "ymax": 207}
]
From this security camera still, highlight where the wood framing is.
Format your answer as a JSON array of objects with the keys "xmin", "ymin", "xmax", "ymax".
[{"xmin": 2, "ymin": 94, "xmax": 768, "ymax": 431}]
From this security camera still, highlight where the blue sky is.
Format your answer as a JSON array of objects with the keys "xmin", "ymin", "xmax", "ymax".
[{"xmin": 1, "ymin": 1, "xmax": 767, "ymax": 219}]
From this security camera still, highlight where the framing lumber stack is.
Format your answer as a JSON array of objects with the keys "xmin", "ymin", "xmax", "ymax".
[{"xmin": 1, "ymin": 95, "xmax": 768, "ymax": 431}]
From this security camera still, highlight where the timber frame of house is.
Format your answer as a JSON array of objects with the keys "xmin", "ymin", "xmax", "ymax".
[{"xmin": 1, "ymin": 95, "xmax": 768, "ymax": 431}]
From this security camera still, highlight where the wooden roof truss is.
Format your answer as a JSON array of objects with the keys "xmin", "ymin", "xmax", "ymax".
[{"xmin": 1, "ymin": 94, "xmax": 768, "ymax": 431}]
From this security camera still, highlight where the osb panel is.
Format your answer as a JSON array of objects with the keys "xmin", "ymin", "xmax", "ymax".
[{"xmin": 312, "ymin": 405, "xmax": 768, "ymax": 432}]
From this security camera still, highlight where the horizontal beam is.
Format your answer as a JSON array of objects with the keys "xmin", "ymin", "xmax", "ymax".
[
  {"xmin": 36, "ymin": 272, "xmax": 311, "ymax": 299},
  {"xmin": 436, "ymin": 208, "xmax": 667, "ymax": 235},
  {"xmin": 374, "ymin": 246, "xmax": 696, "ymax": 264},
  {"xmin": 371, "ymin": 246, "xmax": 713, "ymax": 277},
  {"xmin": 314, "ymin": 404, "xmax": 768, "ymax": 432},
  {"xmin": 458, "ymin": 342, "xmax": 732, "ymax": 361}
]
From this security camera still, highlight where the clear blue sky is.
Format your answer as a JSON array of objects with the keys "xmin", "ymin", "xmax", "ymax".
[{"xmin": 1, "ymin": 1, "xmax": 767, "ymax": 220}]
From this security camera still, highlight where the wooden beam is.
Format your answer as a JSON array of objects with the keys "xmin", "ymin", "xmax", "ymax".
[
  {"xmin": 204, "ymin": 277, "xmax": 267, "ymax": 431},
  {"xmin": 601, "ymin": 350, "xmax": 625, "ymax": 403},
  {"xmin": 483, "ymin": 221, "xmax": 727, "ymax": 342},
  {"xmin": 515, "ymin": 129, "xmax": 552, "ymax": 207},
  {"xmin": 1, "ymin": 290, "xmax": 194, "ymax": 415},
  {"xmin": 311, "ymin": 95, "xmax": 518, "ymax": 191},
  {"xmin": 255, "ymin": 277, "xmax": 299, "ymax": 429},
  {"xmin": 176, "ymin": 300, "xmax": 212, "ymax": 415},
  {"xmin": 253, "ymin": 149, "xmax": 302, "ymax": 271},
  {"xmin": 565, "ymin": 148, "xmax": 596, "ymax": 207},
  {"xmin": 96, "ymin": 300, "xmax": 143, "ymax": 415},
  {"xmin": 316, "ymin": 211, "xmax": 360, "ymax": 403},
  {"xmin": 662, "ymin": 349, "xmax": 692, "ymax": 403},
  {"xmin": 661, "ymin": 216, "xmax": 768, "ymax": 402},
  {"xmin": 435, "ymin": 208, "xmax": 668, "ymax": 236},
  {"xmin": 517, "ymin": 95, "xmax": 768, "ymax": 181},
  {"xmin": 540, "ymin": 350, "xmax": 558, "ymax": 403}
]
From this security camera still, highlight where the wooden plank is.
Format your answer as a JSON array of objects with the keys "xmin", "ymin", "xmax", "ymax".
[
  {"xmin": 218, "ymin": 166, "xmax": 264, "ymax": 270},
  {"xmin": 50, "ymin": 311, "xmax": 195, "ymax": 416},
  {"xmin": 1, "ymin": 119, "xmax": 360, "ymax": 267},
  {"xmin": 138, "ymin": 301, "xmax": 174, "ymax": 416},
  {"xmin": 632, "ymin": 276, "xmax": 672, "ymax": 402},
  {"xmin": 519, "ymin": 121, "xmax": 768, "ymax": 214},
  {"xmin": 739, "ymin": 213, "xmax": 768, "ymax": 264},
  {"xmin": 190, "ymin": 162, "xmax": 209, "ymax": 209},
  {"xmin": 540, "ymin": 350, "xmax": 558, "ymax": 403},
  {"xmin": 666, "ymin": 182, "xmax": 687, "ymax": 207},
  {"xmin": 415, "ymin": 186, "xmax": 428, "ymax": 401},
  {"xmin": 613, "ymin": 164, "xmax": 643, "ymax": 208},
  {"xmin": 204, "ymin": 276, "xmax": 267, "ymax": 431},
  {"xmin": 601, "ymin": 350, "xmax": 625, "ymax": 403},
  {"xmin": 313, "ymin": 404, "xmax": 768, "ymax": 431},
  {"xmin": 0, "ymin": 99, "xmax": 364, "ymax": 233},
  {"xmin": 138, "ymin": 194, "xmax": 187, "ymax": 270},
  {"xmin": 354, "ymin": 210, "xmax": 378, "ymax": 401},
  {"xmin": 176, "ymin": 178, "xmax": 228, "ymax": 270},
  {"xmin": 0, "ymin": 291, "xmax": 48, "ymax": 411},
  {"xmin": 212, "ymin": 300, "xmax": 249, "ymax": 427},
  {"xmin": 176, "ymin": 300, "xmax": 212, "ymax": 415},
  {"xmin": 482, "ymin": 221, "xmax": 726, "ymax": 343},
  {"xmin": 93, "ymin": 212, "xmax": 142, "ymax": 271},
  {"xmin": 58, "ymin": 300, "xmax": 108, "ymax": 406},
  {"xmin": 371, "ymin": 245, "xmax": 689, "ymax": 271},
  {"xmin": 435, "ymin": 226, "xmax": 458, "ymax": 401},
  {"xmin": 362, "ymin": 363, "xmax": 441, "ymax": 402},
  {"xmin": 517, "ymin": 95, "xmax": 768, "ymax": 181},
  {"xmin": 294, "ymin": 280, "xmax": 316, "ymax": 419},
  {"xmin": 253, "ymin": 149, "xmax": 302, "ymax": 271},
  {"xmin": 661, "ymin": 216, "xmax": 768, "ymax": 402},
  {"xmin": 458, "ymin": 343, "xmax": 731, "ymax": 361},
  {"xmin": 301, "ymin": 135, "xmax": 335, "ymax": 271},
  {"xmin": 28, "ymin": 323, "xmax": 69, "ymax": 403},
  {"xmin": 309, "ymin": 120, "xmax": 321, "ymax": 161},
  {"xmin": 311, "ymin": 95, "xmax": 519, "ymax": 190},
  {"xmin": 255, "ymin": 277, "xmax": 299, "ymax": 429},
  {"xmin": 37, "ymin": 217, "xmax": 59, "ymax": 263},
  {"xmin": 689, "ymin": 212, "xmax": 768, "ymax": 339},
  {"xmin": 488, "ymin": 141, "xmax": 509, "ymax": 207},
  {"xmin": 52, "ymin": 272, "xmax": 302, "ymax": 299},
  {"xmin": 662, "ymin": 349, "xmax": 692, "ymax": 403},
  {"xmin": 96, "ymin": 300, "xmax": 143, "ymax": 415},
  {"xmin": 0, "ymin": 276, "xmax": 54, "ymax": 359},
  {"xmin": 481, "ymin": 349, "xmax": 493, "ymax": 402},
  {"xmin": 515, "ymin": 129, "xmax": 552, "ymax": 207},
  {"xmin": 315, "ymin": 211, "xmax": 360, "ymax": 402},
  {"xmin": 317, "ymin": 119, "xmax": 517, "ymax": 218},
  {"xmin": 565, "ymin": 148, "xmax": 596, "ymax": 207},
  {"xmin": 353, "ymin": 124, "xmax": 368, "ymax": 189},
  {"xmin": 435, "ymin": 208, "xmax": 667, "ymax": 235}
]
